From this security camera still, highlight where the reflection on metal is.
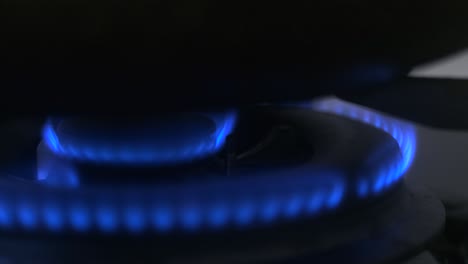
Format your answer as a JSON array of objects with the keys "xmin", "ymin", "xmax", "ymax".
[{"xmin": 311, "ymin": 98, "xmax": 416, "ymax": 198}]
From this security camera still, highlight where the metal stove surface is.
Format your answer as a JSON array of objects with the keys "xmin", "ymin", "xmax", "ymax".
[{"xmin": 0, "ymin": 98, "xmax": 441, "ymax": 264}]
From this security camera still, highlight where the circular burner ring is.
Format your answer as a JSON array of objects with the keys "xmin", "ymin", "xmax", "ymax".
[
  {"xmin": 0, "ymin": 103, "xmax": 415, "ymax": 235},
  {"xmin": 0, "ymin": 181, "xmax": 444, "ymax": 264},
  {"xmin": 41, "ymin": 111, "xmax": 237, "ymax": 165}
]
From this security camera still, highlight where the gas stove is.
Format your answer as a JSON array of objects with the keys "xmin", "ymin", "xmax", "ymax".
[
  {"xmin": 1, "ymin": 1, "xmax": 468, "ymax": 263},
  {"xmin": 0, "ymin": 98, "xmax": 446, "ymax": 264}
]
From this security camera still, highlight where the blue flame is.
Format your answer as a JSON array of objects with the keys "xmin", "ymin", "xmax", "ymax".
[
  {"xmin": 0, "ymin": 199, "xmax": 12, "ymax": 227},
  {"xmin": 17, "ymin": 200, "xmax": 38, "ymax": 229},
  {"xmin": 124, "ymin": 205, "xmax": 146, "ymax": 233},
  {"xmin": 37, "ymin": 159, "xmax": 79, "ymax": 188},
  {"xmin": 310, "ymin": 98, "xmax": 417, "ymax": 198},
  {"xmin": 0, "ymin": 99, "xmax": 416, "ymax": 234},
  {"xmin": 0, "ymin": 169, "xmax": 346, "ymax": 233},
  {"xmin": 42, "ymin": 112, "xmax": 237, "ymax": 165},
  {"xmin": 151, "ymin": 206, "xmax": 174, "ymax": 232},
  {"xmin": 69, "ymin": 202, "xmax": 92, "ymax": 232},
  {"xmin": 96, "ymin": 203, "xmax": 119, "ymax": 233},
  {"xmin": 43, "ymin": 202, "xmax": 64, "ymax": 231}
]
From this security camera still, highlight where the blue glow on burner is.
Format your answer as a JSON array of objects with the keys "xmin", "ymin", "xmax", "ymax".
[
  {"xmin": 43, "ymin": 124, "xmax": 61, "ymax": 152},
  {"xmin": 152, "ymin": 207, "xmax": 174, "ymax": 232},
  {"xmin": 260, "ymin": 199, "xmax": 279, "ymax": 222},
  {"xmin": 284, "ymin": 195, "xmax": 302, "ymax": 219},
  {"xmin": 0, "ymin": 172, "xmax": 345, "ymax": 233},
  {"xmin": 0, "ymin": 199, "xmax": 12, "ymax": 227},
  {"xmin": 124, "ymin": 206, "xmax": 146, "ymax": 233},
  {"xmin": 0, "ymin": 99, "xmax": 415, "ymax": 235},
  {"xmin": 43, "ymin": 202, "xmax": 64, "ymax": 231},
  {"xmin": 235, "ymin": 202, "xmax": 256, "ymax": 226},
  {"xmin": 307, "ymin": 192, "xmax": 324, "ymax": 214},
  {"xmin": 17, "ymin": 200, "xmax": 38, "ymax": 229},
  {"xmin": 69, "ymin": 203, "xmax": 92, "ymax": 232},
  {"xmin": 208, "ymin": 204, "xmax": 229, "ymax": 228},
  {"xmin": 310, "ymin": 98, "xmax": 417, "ymax": 198},
  {"xmin": 181, "ymin": 205, "xmax": 203, "ymax": 230},
  {"xmin": 357, "ymin": 179, "xmax": 369, "ymax": 197},
  {"xmin": 37, "ymin": 161, "xmax": 79, "ymax": 188},
  {"xmin": 96, "ymin": 203, "xmax": 119, "ymax": 232},
  {"xmin": 41, "ymin": 112, "xmax": 237, "ymax": 165},
  {"xmin": 327, "ymin": 186, "xmax": 344, "ymax": 208}
]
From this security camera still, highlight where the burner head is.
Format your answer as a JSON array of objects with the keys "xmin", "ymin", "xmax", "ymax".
[
  {"xmin": 41, "ymin": 112, "xmax": 236, "ymax": 166},
  {"xmin": 12, "ymin": 104, "xmax": 413, "ymax": 236},
  {"xmin": 0, "ymin": 101, "xmax": 424, "ymax": 263}
]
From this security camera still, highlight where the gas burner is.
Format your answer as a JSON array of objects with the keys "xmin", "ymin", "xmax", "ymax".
[
  {"xmin": 1, "ymin": 1, "xmax": 467, "ymax": 262},
  {"xmin": 2, "ymin": 103, "xmax": 414, "ymax": 231},
  {"xmin": 0, "ymin": 100, "xmax": 434, "ymax": 264},
  {"xmin": 42, "ymin": 112, "xmax": 237, "ymax": 165}
]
